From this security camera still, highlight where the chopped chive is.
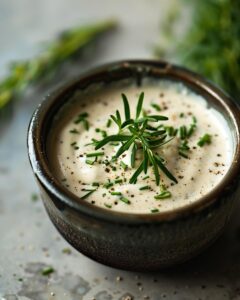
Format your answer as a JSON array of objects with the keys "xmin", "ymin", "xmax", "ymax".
[
  {"xmin": 114, "ymin": 179, "xmax": 123, "ymax": 184},
  {"xmin": 74, "ymin": 112, "xmax": 89, "ymax": 123},
  {"xmin": 151, "ymin": 208, "xmax": 159, "ymax": 213},
  {"xmin": 85, "ymin": 159, "xmax": 95, "ymax": 165},
  {"xmin": 142, "ymin": 175, "xmax": 150, "ymax": 180},
  {"xmin": 179, "ymin": 112, "xmax": 185, "ymax": 118},
  {"xmin": 179, "ymin": 126, "xmax": 187, "ymax": 139},
  {"xmin": 192, "ymin": 116, "xmax": 197, "ymax": 124},
  {"xmin": 120, "ymin": 161, "xmax": 128, "ymax": 171},
  {"xmin": 103, "ymin": 182, "xmax": 113, "ymax": 189},
  {"xmin": 111, "ymin": 191, "xmax": 122, "ymax": 196},
  {"xmin": 92, "ymin": 182, "xmax": 100, "ymax": 187},
  {"xmin": 154, "ymin": 191, "xmax": 172, "ymax": 199},
  {"xmin": 197, "ymin": 134, "xmax": 212, "ymax": 147},
  {"xmin": 81, "ymin": 189, "xmax": 97, "ymax": 200},
  {"xmin": 41, "ymin": 267, "xmax": 54, "ymax": 276},
  {"xmin": 71, "ymin": 141, "xmax": 77, "ymax": 146},
  {"xmin": 95, "ymin": 128, "xmax": 100, "ymax": 132},
  {"xmin": 74, "ymin": 146, "xmax": 79, "ymax": 150},
  {"xmin": 104, "ymin": 203, "xmax": 112, "ymax": 209},
  {"xmin": 69, "ymin": 129, "xmax": 79, "ymax": 134},
  {"xmin": 151, "ymin": 103, "xmax": 161, "ymax": 111},
  {"xmin": 106, "ymin": 119, "xmax": 112, "ymax": 128},
  {"xmin": 86, "ymin": 151, "xmax": 104, "ymax": 157},
  {"xmin": 139, "ymin": 185, "xmax": 150, "ymax": 190},
  {"xmin": 119, "ymin": 196, "xmax": 131, "ymax": 204},
  {"xmin": 178, "ymin": 150, "xmax": 189, "ymax": 159},
  {"xmin": 83, "ymin": 120, "xmax": 89, "ymax": 131}
]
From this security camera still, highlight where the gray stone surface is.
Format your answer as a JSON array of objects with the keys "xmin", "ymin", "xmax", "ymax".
[{"xmin": 0, "ymin": 0, "xmax": 240, "ymax": 299}]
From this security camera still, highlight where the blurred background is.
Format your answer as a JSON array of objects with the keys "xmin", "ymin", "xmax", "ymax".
[{"xmin": 0, "ymin": 0, "xmax": 240, "ymax": 299}]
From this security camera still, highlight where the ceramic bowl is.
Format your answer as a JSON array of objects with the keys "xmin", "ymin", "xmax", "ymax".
[{"xmin": 27, "ymin": 60, "xmax": 240, "ymax": 271}]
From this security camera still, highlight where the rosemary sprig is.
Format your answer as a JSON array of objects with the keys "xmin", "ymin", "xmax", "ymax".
[
  {"xmin": 95, "ymin": 93, "xmax": 178, "ymax": 185},
  {"xmin": 0, "ymin": 20, "xmax": 117, "ymax": 114}
]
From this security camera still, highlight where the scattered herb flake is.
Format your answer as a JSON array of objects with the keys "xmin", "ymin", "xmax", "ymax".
[
  {"xmin": 197, "ymin": 134, "xmax": 212, "ymax": 147},
  {"xmin": 151, "ymin": 103, "xmax": 161, "ymax": 111},
  {"xmin": 119, "ymin": 196, "xmax": 131, "ymax": 205},
  {"xmin": 41, "ymin": 267, "xmax": 54, "ymax": 276}
]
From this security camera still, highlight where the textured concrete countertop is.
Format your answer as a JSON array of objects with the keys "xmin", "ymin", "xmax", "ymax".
[{"xmin": 1, "ymin": 1, "xmax": 240, "ymax": 299}]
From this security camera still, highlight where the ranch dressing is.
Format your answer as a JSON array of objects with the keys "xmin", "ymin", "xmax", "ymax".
[{"xmin": 48, "ymin": 81, "xmax": 233, "ymax": 214}]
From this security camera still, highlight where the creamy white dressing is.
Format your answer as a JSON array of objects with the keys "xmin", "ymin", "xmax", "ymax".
[{"xmin": 48, "ymin": 80, "xmax": 233, "ymax": 214}]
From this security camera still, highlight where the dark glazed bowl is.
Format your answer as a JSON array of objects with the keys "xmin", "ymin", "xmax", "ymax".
[{"xmin": 27, "ymin": 60, "xmax": 240, "ymax": 271}]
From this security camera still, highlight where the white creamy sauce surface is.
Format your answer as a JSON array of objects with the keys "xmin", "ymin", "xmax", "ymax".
[{"xmin": 48, "ymin": 80, "xmax": 233, "ymax": 214}]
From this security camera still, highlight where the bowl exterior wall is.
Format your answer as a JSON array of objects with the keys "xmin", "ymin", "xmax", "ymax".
[{"xmin": 38, "ymin": 181, "xmax": 239, "ymax": 271}]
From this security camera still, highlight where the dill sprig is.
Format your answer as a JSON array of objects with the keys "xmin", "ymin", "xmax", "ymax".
[{"xmin": 95, "ymin": 92, "xmax": 178, "ymax": 185}]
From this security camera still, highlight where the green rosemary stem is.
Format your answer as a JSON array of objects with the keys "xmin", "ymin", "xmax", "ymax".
[{"xmin": 0, "ymin": 20, "xmax": 117, "ymax": 113}]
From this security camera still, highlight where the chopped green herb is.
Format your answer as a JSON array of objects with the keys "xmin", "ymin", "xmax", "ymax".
[
  {"xmin": 41, "ymin": 267, "xmax": 54, "ymax": 276},
  {"xmin": 142, "ymin": 175, "xmax": 150, "ymax": 180},
  {"xmin": 92, "ymin": 182, "xmax": 100, "ymax": 187},
  {"xmin": 139, "ymin": 185, "xmax": 150, "ymax": 190},
  {"xmin": 103, "ymin": 181, "xmax": 114, "ymax": 189},
  {"xmin": 31, "ymin": 193, "xmax": 38, "ymax": 202},
  {"xmin": 62, "ymin": 248, "xmax": 72, "ymax": 254},
  {"xmin": 151, "ymin": 208, "xmax": 159, "ymax": 213},
  {"xmin": 119, "ymin": 196, "xmax": 131, "ymax": 204},
  {"xmin": 86, "ymin": 151, "xmax": 104, "ymax": 157},
  {"xmin": 71, "ymin": 141, "xmax": 77, "ymax": 146},
  {"xmin": 179, "ymin": 125, "xmax": 187, "ymax": 140},
  {"xmin": 154, "ymin": 190, "xmax": 172, "ymax": 199},
  {"xmin": 120, "ymin": 161, "xmax": 128, "ymax": 171},
  {"xmin": 106, "ymin": 119, "xmax": 112, "ymax": 128},
  {"xmin": 85, "ymin": 159, "xmax": 95, "ymax": 165},
  {"xmin": 111, "ymin": 191, "xmax": 122, "ymax": 196},
  {"xmin": 81, "ymin": 189, "xmax": 97, "ymax": 200},
  {"xmin": 151, "ymin": 103, "xmax": 161, "ymax": 111},
  {"xmin": 104, "ymin": 203, "xmax": 112, "ymax": 208},
  {"xmin": 114, "ymin": 179, "xmax": 123, "ymax": 184},
  {"xmin": 197, "ymin": 134, "xmax": 212, "ymax": 147},
  {"xmin": 179, "ymin": 112, "xmax": 185, "ymax": 118},
  {"xmin": 178, "ymin": 150, "xmax": 189, "ymax": 159},
  {"xmin": 69, "ymin": 129, "xmax": 80, "ymax": 134}
]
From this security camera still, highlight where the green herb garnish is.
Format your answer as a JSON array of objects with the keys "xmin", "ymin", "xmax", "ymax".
[
  {"xmin": 81, "ymin": 188, "xmax": 97, "ymax": 199},
  {"xmin": 31, "ymin": 193, "xmax": 38, "ymax": 202},
  {"xmin": 104, "ymin": 203, "xmax": 112, "ymax": 209},
  {"xmin": 86, "ymin": 151, "xmax": 104, "ymax": 157},
  {"xmin": 120, "ymin": 161, "xmax": 128, "ymax": 171},
  {"xmin": 151, "ymin": 208, "xmax": 159, "ymax": 213},
  {"xmin": 106, "ymin": 119, "xmax": 112, "ymax": 128},
  {"xmin": 95, "ymin": 92, "xmax": 177, "ymax": 185},
  {"xmin": 111, "ymin": 191, "xmax": 122, "ymax": 196},
  {"xmin": 114, "ymin": 179, "xmax": 123, "ymax": 184},
  {"xmin": 74, "ymin": 112, "xmax": 89, "ymax": 131},
  {"xmin": 85, "ymin": 159, "xmax": 95, "ymax": 165},
  {"xmin": 197, "ymin": 134, "xmax": 212, "ymax": 147},
  {"xmin": 151, "ymin": 103, "xmax": 161, "ymax": 111},
  {"xmin": 119, "ymin": 196, "xmax": 131, "ymax": 205},
  {"xmin": 41, "ymin": 267, "xmax": 54, "ymax": 276},
  {"xmin": 69, "ymin": 129, "xmax": 80, "ymax": 134},
  {"xmin": 103, "ymin": 181, "xmax": 114, "ymax": 189},
  {"xmin": 139, "ymin": 185, "xmax": 150, "ymax": 191},
  {"xmin": 0, "ymin": 20, "xmax": 117, "ymax": 115}
]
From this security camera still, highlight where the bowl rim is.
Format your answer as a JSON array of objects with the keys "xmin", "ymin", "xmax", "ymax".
[{"xmin": 27, "ymin": 59, "xmax": 240, "ymax": 224}]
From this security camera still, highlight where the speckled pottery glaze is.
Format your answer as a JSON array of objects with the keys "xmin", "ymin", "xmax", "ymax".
[{"xmin": 27, "ymin": 60, "xmax": 240, "ymax": 271}]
